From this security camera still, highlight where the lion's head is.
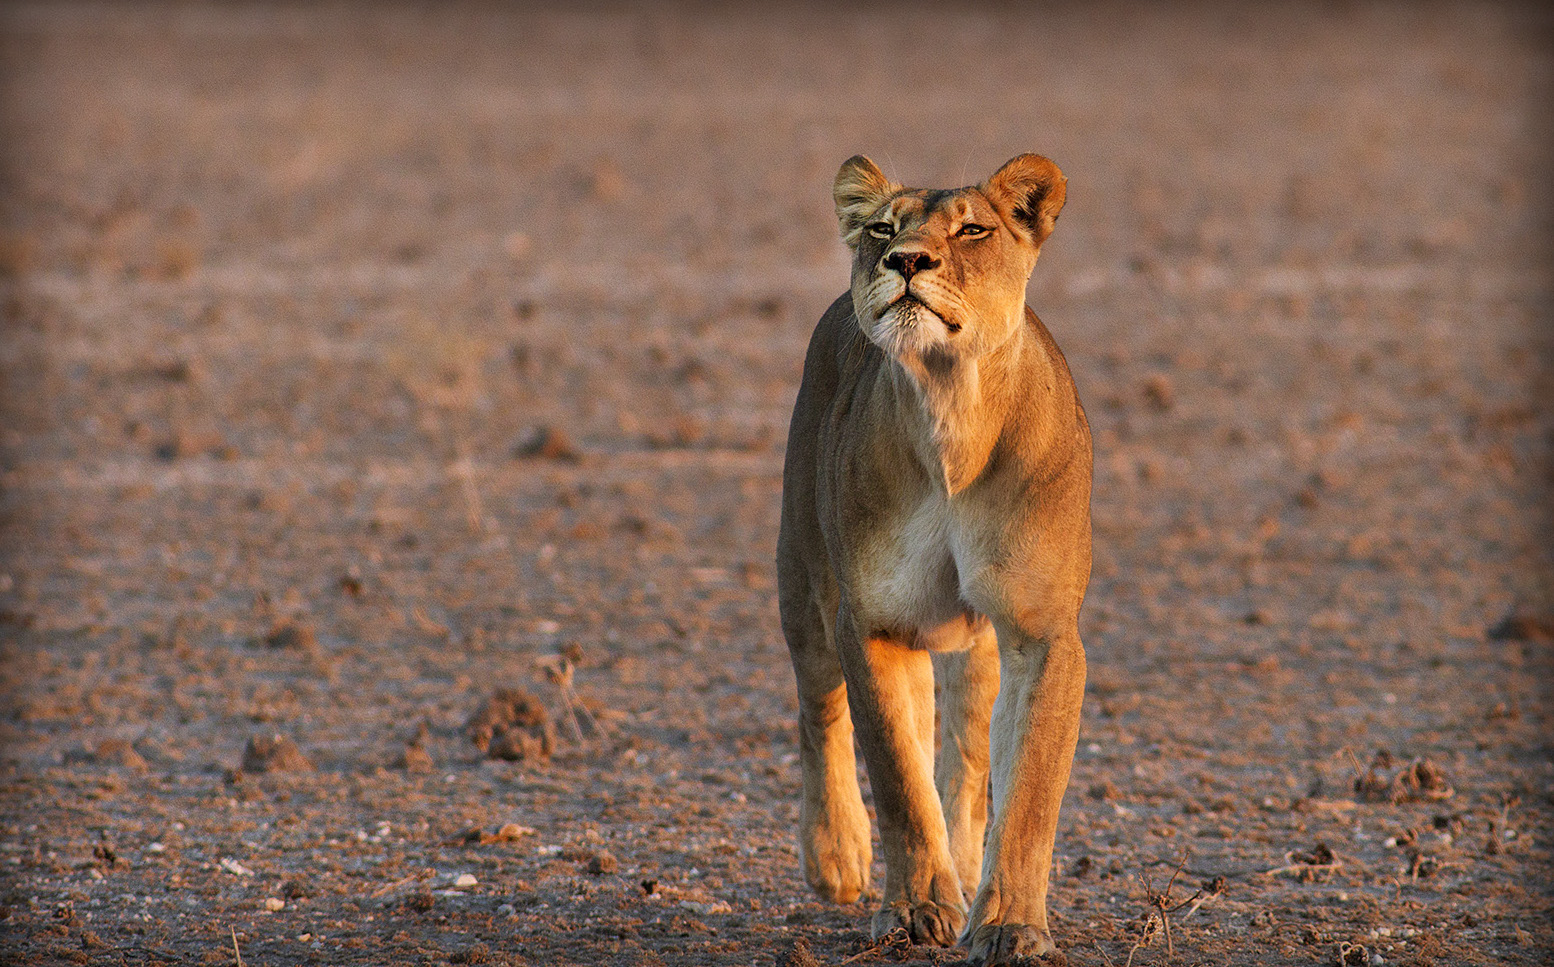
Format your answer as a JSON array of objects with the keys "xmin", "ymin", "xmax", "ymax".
[{"xmin": 833, "ymin": 154, "xmax": 1066, "ymax": 370}]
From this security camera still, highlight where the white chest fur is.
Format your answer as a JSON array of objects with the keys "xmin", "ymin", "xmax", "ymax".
[{"xmin": 852, "ymin": 495, "xmax": 984, "ymax": 644}]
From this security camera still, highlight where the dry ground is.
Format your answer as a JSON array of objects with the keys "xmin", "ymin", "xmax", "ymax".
[{"xmin": 1, "ymin": 3, "xmax": 1551, "ymax": 965}]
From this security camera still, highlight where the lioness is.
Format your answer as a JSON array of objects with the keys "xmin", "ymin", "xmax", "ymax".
[{"xmin": 777, "ymin": 154, "xmax": 1091, "ymax": 964}]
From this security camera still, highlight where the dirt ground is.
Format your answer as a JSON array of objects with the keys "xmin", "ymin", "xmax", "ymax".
[{"xmin": 1, "ymin": 3, "xmax": 1551, "ymax": 965}]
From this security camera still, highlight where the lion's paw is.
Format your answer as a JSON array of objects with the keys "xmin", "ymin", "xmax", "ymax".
[
  {"xmin": 965, "ymin": 922, "xmax": 1057, "ymax": 966},
  {"xmin": 871, "ymin": 897, "xmax": 966, "ymax": 948},
  {"xmin": 800, "ymin": 809, "xmax": 871, "ymax": 904}
]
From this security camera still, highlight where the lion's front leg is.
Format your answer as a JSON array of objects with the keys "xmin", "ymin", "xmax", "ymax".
[
  {"xmin": 836, "ymin": 618, "xmax": 967, "ymax": 947},
  {"xmin": 963, "ymin": 625, "xmax": 1085, "ymax": 966},
  {"xmin": 934, "ymin": 625, "xmax": 999, "ymax": 899},
  {"xmin": 785, "ymin": 599, "xmax": 873, "ymax": 905}
]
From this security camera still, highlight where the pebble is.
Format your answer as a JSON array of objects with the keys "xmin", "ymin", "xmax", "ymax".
[
  {"xmin": 453, "ymin": 873, "xmax": 478, "ymax": 888},
  {"xmin": 264, "ymin": 897, "xmax": 285, "ymax": 912}
]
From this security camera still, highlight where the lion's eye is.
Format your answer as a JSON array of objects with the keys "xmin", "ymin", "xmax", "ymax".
[
  {"xmin": 866, "ymin": 222, "xmax": 894, "ymax": 239},
  {"xmin": 957, "ymin": 223, "xmax": 991, "ymax": 238}
]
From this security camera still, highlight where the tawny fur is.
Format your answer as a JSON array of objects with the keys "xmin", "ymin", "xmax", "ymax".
[{"xmin": 777, "ymin": 154, "xmax": 1092, "ymax": 965}]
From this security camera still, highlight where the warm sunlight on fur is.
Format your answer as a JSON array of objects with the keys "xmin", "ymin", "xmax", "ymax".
[{"xmin": 778, "ymin": 154, "xmax": 1091, "ymax": 965}]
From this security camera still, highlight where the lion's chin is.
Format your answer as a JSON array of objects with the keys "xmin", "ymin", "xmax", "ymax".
[{"xmin": 868, "ymin": 300, "xmax": 952, "ymax": 360}]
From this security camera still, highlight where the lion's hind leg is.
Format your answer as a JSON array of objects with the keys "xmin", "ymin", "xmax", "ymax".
[{"xmin": 783, "ymin": 591, "xmax": 873, "ymax": 904}]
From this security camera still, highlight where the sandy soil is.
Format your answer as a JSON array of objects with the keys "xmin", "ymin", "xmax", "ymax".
[{"xmin": 1, "ymin": 3, "xmax": 1551, "ymax": 965}]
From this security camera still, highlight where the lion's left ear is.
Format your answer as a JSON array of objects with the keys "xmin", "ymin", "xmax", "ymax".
[{"xmin": 984, "ymin": 154, "xmax": 1066, "ymax": 246}]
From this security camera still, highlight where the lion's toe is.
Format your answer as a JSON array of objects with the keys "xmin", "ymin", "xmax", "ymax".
[
  {"xmin": 965, "ymin": 922, "xmax": 1057, "ymax": 966},
  {"xmin": 872, "ymin": 897, "xmax": 966, "ymax": 948},
  {"xmin": 806, "ymin": 847, "xmax": 870, "ymax": 904},
  {"xmin": 801, "ymin": 816, "xmax": 872, "ymax": 904}
]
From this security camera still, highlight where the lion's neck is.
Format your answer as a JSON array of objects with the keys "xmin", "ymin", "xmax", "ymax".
[{"xmin": 889, "ymin": 332, "xmax": 1028, "ymax": 497}]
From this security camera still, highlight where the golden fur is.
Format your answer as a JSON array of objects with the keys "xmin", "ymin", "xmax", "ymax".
[{"xmin": 777, "ymin": 154, "xmax": 1092, "ymax": 964}]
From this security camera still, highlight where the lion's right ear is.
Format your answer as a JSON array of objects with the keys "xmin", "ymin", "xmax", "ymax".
[{"xmin": 834, "ymin": 155, "xmax": 899, "ymax": 248}]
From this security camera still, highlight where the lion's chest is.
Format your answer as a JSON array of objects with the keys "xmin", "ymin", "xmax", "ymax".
[{"xmin": 850, "ymin": 497, "xmax": 983, "ymax": 641}]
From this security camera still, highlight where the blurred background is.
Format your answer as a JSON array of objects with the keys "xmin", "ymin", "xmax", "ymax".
[{"xmin": 0, "ymin": 3, "xmax": 1550, "ymax": 965}]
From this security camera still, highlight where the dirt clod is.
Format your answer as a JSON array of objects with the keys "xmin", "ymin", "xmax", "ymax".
[
  {"xmin": 262, "ymin": 620, "xmax": 318, "ymax": 653},
  {"xmin": 585, "ymin": 850, "xmax": 618, "ymax": 875},
  {"xmin": 776, "ymin": 937, "xmax": 820, "ymax": 967},
  {"xmin": 1143, "ymin": 373, "xmax": 1175, "ymax": 411},
  {"xmin": 405, "ymin": 889, "xmax": 435, "ymax": 912},
  {"xmin": 1292, "ymin": 842, "xmax": 1336, "ymax": 866},
  {"xmin": 1355, "ymin": 751, "xmax": 1454, "ymax": 803},
  {"xmin": 467, "ymin": 689, "xmax": 556, "ymax": 760},
  {"xmin": 449, "ymin": 823, "xmax": 534, "ymax": 846},
  {"xmin": 241, "ymin": 734, "xmax": 315, "ymax": 773},
  {"xmin": 1487, "ymin": 612, "xmax": 1554, "ymax": 643},
  {"xmin": 92, "ymin": 738, "xmax": 149, "ymax": 772},
  {"xmin": 1088, "ymin": 780, "xmax": 1120, "ymax": 801},
  {"xmin": 397, "ymin": 742, "xmax": 435, "ymax": 773}
]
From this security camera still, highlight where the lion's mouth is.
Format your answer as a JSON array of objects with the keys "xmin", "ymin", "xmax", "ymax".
[{"xmin": 888, "ymin": 292, "xmax": 959, "ymax": 334}]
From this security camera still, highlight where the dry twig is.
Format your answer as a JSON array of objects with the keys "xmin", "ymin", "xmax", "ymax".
[
  {"xmin": 840, "ymin": 926, "xmax": 912, "ymax": 963},
  {"xmin": 539, "ymin": 654, "xmax": 598, "ymax": 744}
]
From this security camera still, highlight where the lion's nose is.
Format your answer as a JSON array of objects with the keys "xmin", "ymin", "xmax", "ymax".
[{"xmin": 883, "ymin": 249, "xmax": 940, "ymax": 283}]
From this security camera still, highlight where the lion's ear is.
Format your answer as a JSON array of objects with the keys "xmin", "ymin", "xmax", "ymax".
[
  {"xmin": 984, "ymin": 154, "xmax": 1066, "ymax": 246},
  {"xmin": 834, "ymin": 155, "xmax": 899, "ymax": 248}
]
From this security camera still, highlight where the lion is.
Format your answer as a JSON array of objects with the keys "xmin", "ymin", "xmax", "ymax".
[{"xmin": 777, "ymin": 153, "xmax": 1092, "ymax": 965}]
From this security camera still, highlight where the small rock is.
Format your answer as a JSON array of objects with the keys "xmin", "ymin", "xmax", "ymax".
[
  {"xmin": 219, "ymin": 857, "xmax": 255, "ymax": 877},
  {"xmin": 586, "ymin": 851, "xmax": 618, "ymax": 875},
  {"xmin": 452, "ymin": 873, "xmax": 478, "ymax": 889},
  {"xmin": 263, "ymin": 897, "xmax": 285, "ymax": 912},
  {"xmin": 515, "ymin": 426, "xmax": 580, "ymax": 463},
  {"xmin": 242, "ymin": 734, "xmax": 315, "ymax": 774}
]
